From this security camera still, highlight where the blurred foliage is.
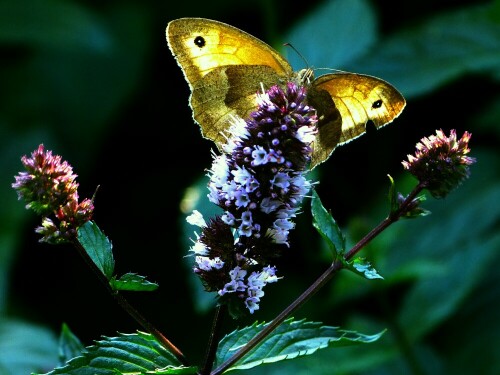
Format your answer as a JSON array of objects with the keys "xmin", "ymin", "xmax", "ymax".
[{"xmin": 1, "ymin": 0, "xmax": 499, "ymax": 374}]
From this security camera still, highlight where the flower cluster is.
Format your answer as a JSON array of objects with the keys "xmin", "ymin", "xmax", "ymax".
[
  {"xmin": 12, "ymin": 144, "xmax": 94, "ymax": 243},
  {"xmin": 402, "ymin": 129, "xmax": 476, "ymax": 198},
  {"xmin": 187, "ymin": 83, "xmax": 317, "ymax": 315}
]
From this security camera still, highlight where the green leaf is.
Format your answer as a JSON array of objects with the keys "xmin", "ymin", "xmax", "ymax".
[
  {"xmin": 284, "ymin": 0, "xmax": 377, "ymax": 69},
  {"xmin": 0, "ymin": 3, "xmax": 152, "ymax": 150},
  {"xmin": 77, "ymin": 221, "xmax": 115, "ymax": 280},
  {"xmin": 0, "ymin": 0, "xmax": 111, "ymax": 51},
  {"xmin": 311, "ymin": 189, "xmax": 346, "ymax": 256},
  {"xmin": 476, "ymin": 93, "xmax": 500, "ymax": 135},
  {"xmin": 348, "ymin": 257, "xmax": 384, "ymax": 280},
  {"xmin": 350, "ymin": 3, "xmax": 500, "ymax": 99},
  {"xmin": 110, "ymin": 273, "xmax": 159, "ymax": 292},
  {"xmin": 144, "ymin": 367, "xmax": 197, "ymax": 374},
  {"xmin": 0, "ymin": 318, "xmax": 58, "ymax": 374},
  {"xmin": 388, "ymin": 175, "xmax": 431, "ymax": 219},
  {"xmin": 387, "ymin": 175, "xmax": 399, "ymax": 214},
  {"xmin": 438, "ymin": 254, "xmax": 500, "ymax": 375},
  {"xmin": 110, "ymin": 365, "xmax": 197, "ymax": 374},
  {"xmin": 41, "ymin": 331, "xmax": 185, "ymax": 375},
  {"xmin": 58, "ymin": 324, "xmax": 85, "ymax": 365},
  {"xmin": 215, "ymin": 318, "xmax": 384, "ymax": 372},
  {"xmin": 402, "ymin": 195, "xmax": 431, "ymax": 219}
]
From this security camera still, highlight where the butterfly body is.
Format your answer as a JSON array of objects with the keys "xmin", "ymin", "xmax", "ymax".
[{"xmin": 166, "ymin": 17, "xmax": 405, "ymax": 167}]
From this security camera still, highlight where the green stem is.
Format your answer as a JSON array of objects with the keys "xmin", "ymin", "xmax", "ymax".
[
  {"xmin": 72, "ymin": 238, "xmax": 188, "ymax": 366},
  {"xmin": 210, "ymin": 183, "xmax": 426, "ymax": 375}
]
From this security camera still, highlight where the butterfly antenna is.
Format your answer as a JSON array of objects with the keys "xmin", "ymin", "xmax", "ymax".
[
  {"xmin": 283, "ymin": 43, "xmax": 349, "ymax": 75},
  {"xmin": 315, "ymin": 67, "xmax": 348, "ymax": 74},
  {"xmin": 283, "ymin": 43, "xmax": 315, "ymax": 83},
  {"xmin": 283, "ymin": 42, "xmax": 309, "ymax": 68}
]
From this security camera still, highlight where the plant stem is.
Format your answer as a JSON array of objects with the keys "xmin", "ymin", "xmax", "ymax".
[
  {"xmin": 200, "ymin": 305, "xmax": 226, "ymax": 375},
  {"xmin": 344, "ymin": 182, "xmax": 425, "ymax": 261},
  {"xmin": 72, "ymin": 239, "xmax": 188, "ymax": 366},
  {"xmin": 211, "ymin": 259, "xmax": 342, "ymax": 375},
  {"xmin": 210, "ymin": 183, "xmax": 426, "ymax": 375}
]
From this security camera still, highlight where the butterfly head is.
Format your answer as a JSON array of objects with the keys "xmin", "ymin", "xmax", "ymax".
[{"xmin": 296, "ymin": 68, "xmax": 315, "ymax": 85}]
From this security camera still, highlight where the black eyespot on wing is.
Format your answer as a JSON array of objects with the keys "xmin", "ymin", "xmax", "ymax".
[
  {"xmin": 194, "ymin": 36, "xmax": 206, "ymax": 48},
  {"xmin": 372, "ymin": 99, "xmax": 383, "ymax": 109}
]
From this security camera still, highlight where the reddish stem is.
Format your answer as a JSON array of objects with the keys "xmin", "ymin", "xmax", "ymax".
[
  {"xmin": 72, "ymin": 238, "xmax": 188, "ymax": 366},
  {"xmin": 210, "ymin": 183, "xmax": 426, "ymax": 375}
]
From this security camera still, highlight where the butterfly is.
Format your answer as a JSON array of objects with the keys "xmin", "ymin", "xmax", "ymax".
[{"xmin": 166, "ymin": 17, "xmax": 405, "ymax": 168}]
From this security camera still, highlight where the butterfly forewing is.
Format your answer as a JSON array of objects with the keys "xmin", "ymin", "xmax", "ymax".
[{"xmin": 167, "ymin": 18, "xmax": 293, "ymax": 84}]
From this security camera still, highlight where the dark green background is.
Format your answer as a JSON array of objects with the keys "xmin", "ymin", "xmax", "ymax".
[{"xmin": 1, "ymin": 0, "xmax": 499, "ymax": 373}]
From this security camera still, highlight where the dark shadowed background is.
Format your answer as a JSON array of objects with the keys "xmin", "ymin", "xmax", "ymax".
[{"xmin": 1, "ymin": 0, "xmax": 499, "ymax": 373}]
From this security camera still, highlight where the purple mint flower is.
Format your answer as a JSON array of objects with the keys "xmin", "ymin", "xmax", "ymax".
[{"xmin": 187, "ymin": 82, "xmax": 317, "ymax": 315}]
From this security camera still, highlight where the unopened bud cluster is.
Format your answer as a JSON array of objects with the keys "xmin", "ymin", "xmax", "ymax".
[
  {"xmin": 402, "ymin": 129, "xmax": 475, "ymax": 198},
  {"xmin": 12, "ymin": 144, "xmax": 94, "ymax": 243}
]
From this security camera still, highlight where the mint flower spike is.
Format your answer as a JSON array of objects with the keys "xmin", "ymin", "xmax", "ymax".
[
  {"xmin": 402, "ymin": 129, "xmax": 476, "ymax": 198},
  {"xmin": 12, "ymin": 144, "xmax": 94, "ymax": 243},
  {"xmin": 187, "ymin": 82, "xmax": 317, "ymax": 316},
  {"xmin": 12, "ymin": 144, "xmax": 78, "ymax": 215}
]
